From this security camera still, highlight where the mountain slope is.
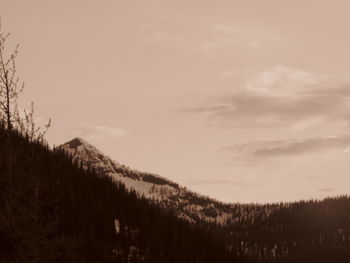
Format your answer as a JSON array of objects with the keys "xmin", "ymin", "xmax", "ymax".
[
  {"xmin": 60, "ymin": 137, "xmax": 236, "ymax": 223},
  {"xmin": 2, "ymin": 131, "xmax": 350, "ymax": 262},
  {"xmin": 59, "ymin": 137, "xmax": 350, "ymax": 263},
  {"xmin": 0, "ymin": 129, "xmax": 233, "ymax": 262}
]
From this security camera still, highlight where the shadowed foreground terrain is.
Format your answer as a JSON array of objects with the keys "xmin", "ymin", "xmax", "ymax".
[{"xmin": 1, "ymin": 126, "xmax": 350, "ymax": 262}]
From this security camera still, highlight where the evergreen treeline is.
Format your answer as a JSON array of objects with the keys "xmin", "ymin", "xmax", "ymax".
[
  {"xmin": 2, "ymin": 126, "xmax": 350, "ymax": 262},
  {"xmin": 0, "ymin": 126, "xmax": 234, "ymax": 262},
  {"xmin": 224, "ymin": 197, "xmax": 350, "ymax": 262}
]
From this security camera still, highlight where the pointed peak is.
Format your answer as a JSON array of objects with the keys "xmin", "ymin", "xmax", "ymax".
[{"xmin": 64, "ymin": 137, "xmax": 91, "ymax": 149}]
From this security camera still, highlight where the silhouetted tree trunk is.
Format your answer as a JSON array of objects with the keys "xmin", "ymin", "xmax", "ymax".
[
  {"xmin": 0, "ymin": 21, "xmax": 51, "ymax": 262},
  {"xmin": 0, "ymin": 21, "xmax": 23, "ymax": 131},
  {"xmin": 0, "ymin": 19, "xmax": 50, "ymax": 140}
]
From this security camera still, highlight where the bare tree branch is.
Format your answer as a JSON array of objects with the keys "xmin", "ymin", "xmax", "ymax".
[{"xmin": 0, "ymin": 18, "xmax": 51, "ymax": 140}]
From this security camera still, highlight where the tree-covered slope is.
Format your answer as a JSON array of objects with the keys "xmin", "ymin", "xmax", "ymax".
[
  {"xmin": 0, "ymin": 127, "xmax": 233, "ymax": 263},
  {"xmin": 1, "ymin": 126, "xmax": 350, "ymax": 263}
]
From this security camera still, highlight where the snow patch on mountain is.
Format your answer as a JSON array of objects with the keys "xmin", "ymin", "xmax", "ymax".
[{"xmin": 59, "ymin": 137, "xmax": 236, "ymax": 224}]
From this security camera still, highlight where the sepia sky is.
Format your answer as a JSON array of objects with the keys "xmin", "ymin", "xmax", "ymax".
[{"xmin": 2, "ymin": 0, "xmax": 350, "ymax": 203}]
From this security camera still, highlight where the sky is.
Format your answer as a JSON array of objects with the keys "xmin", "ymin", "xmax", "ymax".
[{"xmin": 2, "ymin": 0, "xmax": 350, "ymax": 203}]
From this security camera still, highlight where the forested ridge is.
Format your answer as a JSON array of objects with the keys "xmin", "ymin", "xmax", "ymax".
[
  {"xmin": 224, "ymin": 198, "xmax": 350, "ymax": 262},
  {"xmin": 60, "ymin": 137, "xmax": 350, "ymax": 262},
  {"xmin": 0, "ymin": 126, "xmax": 233, "ymax": 262},
  {"xmin": 1, "ymin": 125, "xmax": 350, "ymax": 262}
]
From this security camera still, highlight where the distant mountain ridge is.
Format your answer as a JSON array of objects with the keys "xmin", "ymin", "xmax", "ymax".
[
  {"xmin": 58, "ymin": 138, "xmax": 350, "ymax": 262},
  {"xmin": 59, "ymin": 137, "xmax": 235, "ymax": 223},
  {"xmin": 4, "ymin": 133, "xmax": 350, "ymax": 262}
]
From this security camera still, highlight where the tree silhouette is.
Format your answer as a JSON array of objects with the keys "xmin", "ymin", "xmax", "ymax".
[
  {"xmin": 0, "ymin": 19, "xmax": 23, "ymax": 131},
  {"xmin": 0, "ymin": 19, "xmax": 50, "ymax": 139}
]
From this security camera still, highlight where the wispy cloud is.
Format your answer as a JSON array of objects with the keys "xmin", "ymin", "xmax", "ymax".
[
  {"xmin": 188, "ymin": 174, "xmax": 263, "ymax": 187},
  {"xmin": 319, "ymin": 187, "xmax": 336, "ymax": 193},
  {"xmin": 197, "ymin": 24, "xmax": 284, "ymax": 58},
  {"xmin": 185, "ymin": 65, "xmax": 350, "ymax": 129},
  {"xmin": 210, "ymin": 24, "xmax": 282, "ymax": 45},
  {"xmin": 140, "ymin": 24, "xmax": 283, "ymax": 59},
  {"xmin": 71, "ymin": 123, "xmax": 127, "ymax": 140},
  {"xmin": 224, "ymin": 135, "xmax": 350, "ymax": 159},
  {"xmin": 244, "ymin": 65, "xmax": 319, "ymax": 95}
]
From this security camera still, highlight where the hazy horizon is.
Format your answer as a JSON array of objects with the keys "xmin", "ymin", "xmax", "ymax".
[{"xmin": 3, "ymin": 0, "xmax": 350, "ymax": 203}]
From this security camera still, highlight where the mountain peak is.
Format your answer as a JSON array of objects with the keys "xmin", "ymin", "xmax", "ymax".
[
  {"xmin": 58, "ymin": 137, "xmax": 228, "ymax": 223},
  {"xmin": 64, "ymin": 137, "xmax": 91, "ymax": 149}
]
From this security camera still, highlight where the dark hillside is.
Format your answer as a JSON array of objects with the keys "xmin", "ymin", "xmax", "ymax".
[
  {"xmin": 1, "ymin": 125, "xmax": 350, "ymax": 263},
  {"xmin": 0, "ymin": 126, "xmax": 233, "ymax": 262}
]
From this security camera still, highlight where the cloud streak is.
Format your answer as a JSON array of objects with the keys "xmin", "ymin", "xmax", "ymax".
[
  {"xmin": 319, "ymin": 187, "xmax": 336, "ymax": 193},
  {"xmin": 188, "ymin": 176, "xmax": 263, "ymax": 187},
  {"xmin": 197, "ymin": 24, "xmax": 284, "ymax": 58},
  {"xmin": 224, "ymin": 135, "xmax": 350, "ymax": 159},
  {"xmin": 185, "ymin": 65, "xmax": 350, "ymax": 129},
  {"xmin": 71, "ymin": 124, "xmax": 127, "ymax": 140}
]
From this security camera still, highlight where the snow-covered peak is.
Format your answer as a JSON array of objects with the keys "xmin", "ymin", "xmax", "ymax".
[
  {"xmin": 64, "ymin": 137, "xmax": 91, "ymax": 149},
  {"xmin": 60, "ymin": 138, "xmax": 179, "ymax": 187},
  {"xmin": 62, "ymin": 137, "xmax": 103, "ymax": 154},
  {"xmin": 59, "ymin": 137, "xmax": 240, "ymax": 224},
  {"xmin": 60, "ymin": 137, "xmax": 122, "ymax": 175}
]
